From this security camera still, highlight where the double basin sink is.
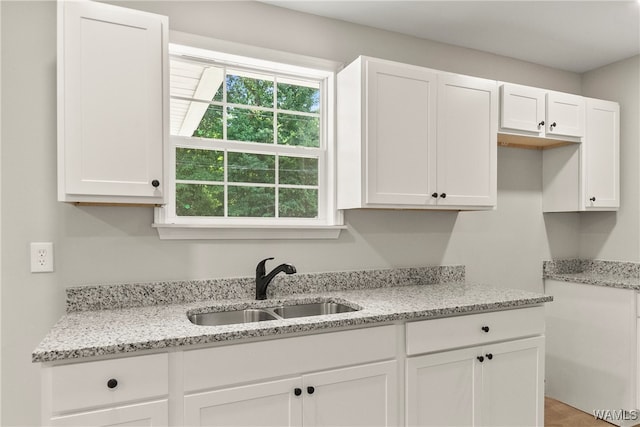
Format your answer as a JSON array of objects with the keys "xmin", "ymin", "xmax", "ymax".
[{"xmin": 188, "ymin": 300, "xmax": 359, "ymax": 326}]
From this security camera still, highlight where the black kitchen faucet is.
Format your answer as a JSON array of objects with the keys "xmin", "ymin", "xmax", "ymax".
[{"xmin": 255, "ymin": 257, "xmax": 297, "ymax": 300}]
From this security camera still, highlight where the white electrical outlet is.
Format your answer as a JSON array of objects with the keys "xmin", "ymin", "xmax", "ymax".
[{"xmin": 30, "ymin": 242, "xmax": 54, "ymax": 273}]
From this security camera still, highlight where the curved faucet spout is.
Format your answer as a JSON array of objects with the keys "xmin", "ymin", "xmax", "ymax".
[{"xmin": 255, "ymin": 258, "xmax": 297, "ymax": 300}]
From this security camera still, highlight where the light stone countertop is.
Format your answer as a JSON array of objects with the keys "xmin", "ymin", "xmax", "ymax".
[
  {"xmin": 543, "ymin": 259, "xmax": 640, "ymax": 290},
  {"xmin": 33, "ymin": 282, "xmax": 551, "ymax": 363}
]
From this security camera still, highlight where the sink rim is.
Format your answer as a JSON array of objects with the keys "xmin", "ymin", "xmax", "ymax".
[{"xmin": 187, "ymin": 297, "xmax": 362, "ymax": 326}]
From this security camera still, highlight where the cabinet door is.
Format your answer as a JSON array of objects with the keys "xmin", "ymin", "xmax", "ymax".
[
  {"xmin": 49, "ymin": 400, "xmax": 168, "ymax": 427},
  {"xmin": 365, "ymin": 59, "xmax": 437, "ymax": 205},
  {"xmin": 436, "ymin": 74, "xmax": 497, "ymax": 207},
  {"xmin": 303, "ymin": 360, "xmax": 398, "ymax": 427},
  {"xmin": 406, "ymin": 347, "xmax": 480, "ymax": 427},
  {"xmin": 500, "ymin": 84, "xmax": 545, "ymax": 135},
  {"xmin": 583, "ymin": 99, "xmax": 619, "ymax": 209},
  {"xmin": 546, "ymin": 92, "xmax": 585, "ymax": 138},
  {"xmin": 480, "ymin": 337, "xmax": 544, "ymax": 427},
  {"xmin": 183, "ymin": 377, "xmax": 302, "ymax": 426},
  {"xmin": 59, "ymin": 1, "xmax": 166, "ymax": 203}
]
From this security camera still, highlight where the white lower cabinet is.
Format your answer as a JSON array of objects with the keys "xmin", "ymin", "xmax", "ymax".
[
  {"xmin": 42, "ymin": 353, "xmax": 169, "ymax": 426},
  {"xmin": 184, "ymin": 377, "xmax": 302, "ymax": 427},
  {"xmin": 184, "ymin": 361, "xmax": 397, "ymax": 427},
  {"xmin": 41, "ymin": 310, "xmax": 545, "ymax": 427},
  {"xmin": 405, "ymin": 308, "xmax": 545, "ymax": 427},
  {"xmin": 49, "ymin": 400, "xmax": 168, "ymax": 427}
]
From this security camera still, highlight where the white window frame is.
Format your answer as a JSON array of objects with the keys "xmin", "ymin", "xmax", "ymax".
[{"xmin": 154, "ymin": 33, "xmax": 344, "ymax": 240}]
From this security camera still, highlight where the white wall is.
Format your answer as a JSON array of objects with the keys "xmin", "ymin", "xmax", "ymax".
[
  {"xmin": 579, "ymin": 55, "xmax": 640, "ymax": 262},
  {"xmin": 0, "ymin": 1, "xmax": 590, "ymax": 424}
]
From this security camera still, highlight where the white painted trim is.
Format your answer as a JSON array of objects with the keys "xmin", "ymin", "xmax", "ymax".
[
  {"xmin": 169, "ymin": 30, "xmax": 342, "ymax": 74},
  {"xmin": 153, "ymin": 223, "xmax": 345, "ymax": 240}
]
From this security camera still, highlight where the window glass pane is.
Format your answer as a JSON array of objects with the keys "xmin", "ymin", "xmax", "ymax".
[
  {"xmin": 226, "ymin": 74, "xmax": 273, "ymax": 107},
  {"xmin": 227, "ymin": 107, "xmax": 274, "ymax": 143},
  {"xmin": 176, "ymin": 183, "xmax": 224, "ymax": 216},
  {"xmin": 277, "ymin": 82, "xmax": 320, "ymax": 113},
  {"xmin": 176, "ymin": 148, "xmax": 224, "ymax": 181},
  {"xmin": 170, "ymin": 103, "xmax": 223, "ymax": 139},
  {"xmin": 279, "ymin": 156, "xmax": 318, "ymax": 186},
  {"xmin": 277, "ymin": 114, "xmax": 319, "ymax": 147},
  {"xmin": 279, "ymin": 188, "xmax": 318, "ymax": 218},
  {"xmin": 228, "ymin": 152, "xmax": 275, "ymax": 184},
  {"xmin": 228, "ymin": 186, "xmax": 275, "ymax": 217}
]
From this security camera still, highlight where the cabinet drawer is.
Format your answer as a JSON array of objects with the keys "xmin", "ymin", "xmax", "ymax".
[
  {"xmin": 183, "ymin": 325, "xmax": 397, "ymax": 392},
  {"xmin": 50, "ymin": 353, "xmax": 168, "ymax": 413},
  {"xmin": 406, "ymin": 306, "xmax": 544, "ymax": 355}
]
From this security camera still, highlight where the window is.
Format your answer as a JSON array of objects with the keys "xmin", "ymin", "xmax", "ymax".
[{"xmin": 154, "ymin": 43, "xmax": 342, "ymax": 239}]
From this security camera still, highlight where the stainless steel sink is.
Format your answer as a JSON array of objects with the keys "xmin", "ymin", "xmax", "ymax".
[
  {"xmin": 188, "ymin": 309, "xmax": 279, "ymax": 326},
  {"xmin": 188, "ymin": 300, "xmax": 360, "ymax": 326},
  {"xmin": 272, "ymin": 302, "xmax": 357, "ymax": 319}
]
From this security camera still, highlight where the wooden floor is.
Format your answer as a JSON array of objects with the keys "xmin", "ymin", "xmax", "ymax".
[{"xmin": 545, "ymin": 397, "xmax": 619, "ymax": 427}]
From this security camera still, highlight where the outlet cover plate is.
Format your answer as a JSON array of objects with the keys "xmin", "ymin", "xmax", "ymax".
[{"xmin": 30, "ymin": 242, "xmax": 54, "ymax": 273}]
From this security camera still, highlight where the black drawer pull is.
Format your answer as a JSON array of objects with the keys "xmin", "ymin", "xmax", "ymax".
[
  {"xmin": 107, "ymin": 378, "xmax": 118, "ymax": 389},
  {"xmin": 481, "ymin": 326, "xmax": 490, "ymax": 333}
]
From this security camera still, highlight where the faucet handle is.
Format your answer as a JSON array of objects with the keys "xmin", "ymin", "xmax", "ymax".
[{"xmin": 256, "ymin": 257, "xmax": 275, "ymax": 276}]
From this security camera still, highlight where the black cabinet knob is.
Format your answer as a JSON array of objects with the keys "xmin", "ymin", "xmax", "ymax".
[
  {"xmin": 431, "ymin": 192, "xmax": 438, "ymax": 198},
  {"xmin": 294, "ymin": 388, "xmax": 302, "ymax": 396},
  {"xmin": 486, "ymin": 353, "xmax": 494, "ymax": 360},
  {"xmin": 151, "ymin": 180, "xmax": 160, "ymax": 188},
  {"xmin": 107, "ymin": 378, "xmax": 118, "ymax": 389},
  {"xmin": 477, "ymin": 356, "xmax": 484, "ymax": 363},
  {"xmin": 440, "ymin": 193, "xmax": 447, "ymax": 199},
  {"xmin": 550, "ymin": 122, "xmax": 557, "ymax": 129},
  {"xmin": 538, "ymin": 121, "xmax": 545, "ymax": 127},
  {"xmin": 590, "ymin": 197, "xmax": 596, "ymax": 202},
  {"xmin": 481, "ymin": 326, "xmax": 490, "ymax": 333},
  {"xmin": 307, "ymin": 386, "xmax": 315, "ymax": 395}
]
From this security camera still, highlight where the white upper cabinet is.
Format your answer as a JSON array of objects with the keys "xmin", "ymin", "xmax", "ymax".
[
  {"xmin": 499, "ymin": 83, "xmax": 585, "ymax": 141},
  {"xmin": 542, "ymin": 97, "xmax": 620, "ymax": 212},
  {"xmin": 546, "ymin": 91, "xmax": 585, "ymax": 138},
  {"xmin": 436, "ymin": 74, "xmax": 497, "ymax": 207},
  {"xmin": 337, "ymin": 56, "xmax": 497, "ymax": 210},
  {"xmin": 583, "ymin": 98, "xmax": 620, "ymax": 210},
  {"xmin": 500, "ymin": 84, "xmax": 546, "ymax": 135},
  {"xmin": 363, "ymin": 59, "xmax": 438, "ymax": 206},
  {"xmin": 58, "ymin": 0, "xmax": 168, "ymax": 204}
]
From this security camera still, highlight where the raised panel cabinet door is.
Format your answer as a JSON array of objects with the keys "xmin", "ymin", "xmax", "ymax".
[
  {"xmin": 59, "ymin": 1, "xmax": 167, "ymax": 203},
  {"xmin": 546, "ymin": 91, "xmax": 585, "ymax": 138},
  {"xmin": 365, "ymin": 59, "xmax": 437, "ymax": 206},
  {"xmin": 499, "ymin": 84, "xmax": 545, "ymax": 134},
  {"xmin": 49, "ymin": 400, "xmax": 168, "ymax": 427},
  {"xmin": 436, "ymin": 74, "xmax": 497, "ymax": 207},
  {"xmin": 583, "ymin": 99, "xmax": 619, "ymax": 209},
  {"xmin": 302, "ymin": 360, "xmax": 398, "ymax": 427},
  {"xmin": 406, "ymin": 347, "xmax": 480, "ymax": 427},
  {"xmin": 479, "ymin": 337, "xmax": 544, "ymax": 427},
  {"xmin": 183, "ymin": 377, "xmax": 302, "ymax": 426}
]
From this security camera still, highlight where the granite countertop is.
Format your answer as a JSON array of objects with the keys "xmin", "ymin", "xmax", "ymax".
[
  {"xmin": 543, "ymin": 259, "xmax": 640, "ymax": 290},
  {"xmin": 33, "ymin": 279, "xmax": 551, "ymax": 363}
]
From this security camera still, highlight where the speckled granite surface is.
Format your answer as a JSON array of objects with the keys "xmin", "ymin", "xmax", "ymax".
[
  {"xmin": 66, "ymin": 265, "xmax": 465, "ymax": 312},
  {"xmin": 543, "ymin": 259, "xmax": 640, "ymax": 290},
  {"xmin": 34, "ymin": 280, "xmax": 550, "ymax": 363}
]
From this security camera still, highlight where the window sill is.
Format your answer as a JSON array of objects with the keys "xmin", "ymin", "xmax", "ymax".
[{"xmin": 152, "ymin": 223, "xmax": 346, "ymax": 240}]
